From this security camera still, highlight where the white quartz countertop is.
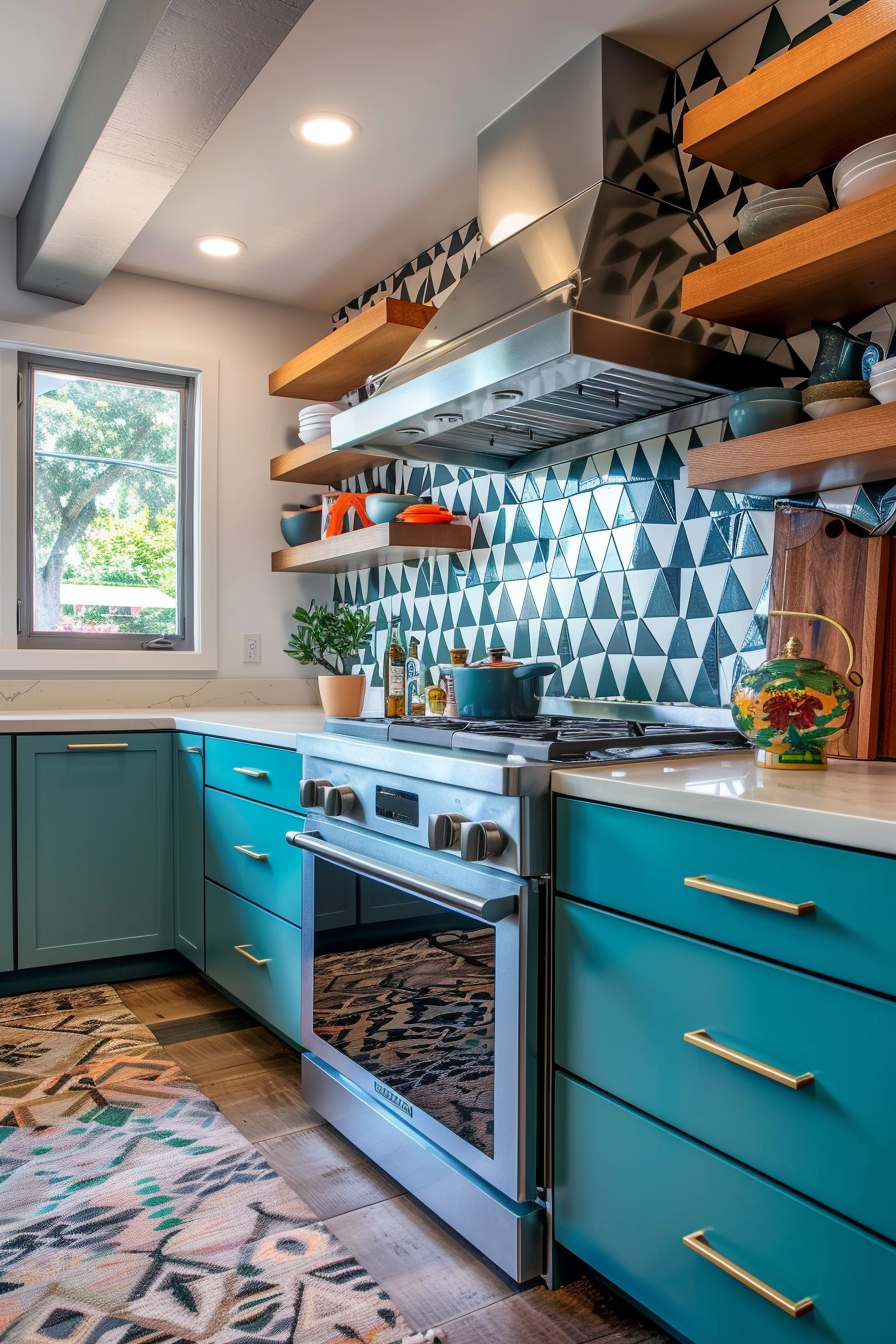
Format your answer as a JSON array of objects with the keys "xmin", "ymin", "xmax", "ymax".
[
  {"xmin": 0, "ymin": 708, "xmax": 325, "ymax": 750},
  {"xmin": 553, "ymin": 752, "xmax": 896, "ymax": 856}
]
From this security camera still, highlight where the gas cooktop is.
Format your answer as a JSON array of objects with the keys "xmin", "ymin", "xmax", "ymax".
[{"xmin": 324, "ymin": 714, "xmax": 747, "ymax": 763}]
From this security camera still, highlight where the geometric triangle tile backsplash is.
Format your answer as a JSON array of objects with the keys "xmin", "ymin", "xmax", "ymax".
[{"xmin": 324, "ymin": 0, "xmax": 895, "ymax": 708}]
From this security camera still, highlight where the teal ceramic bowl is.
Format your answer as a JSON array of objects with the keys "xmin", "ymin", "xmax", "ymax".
[
  {"xmin": 366, "ymin": 493, "xmax": 420, "ymax": 524},
  {"xmin": 728, "ymin": 389, "xmax": 804, "ymax": 438}
]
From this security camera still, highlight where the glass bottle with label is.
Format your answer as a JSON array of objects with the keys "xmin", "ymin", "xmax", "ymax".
[{"xmin": 383, "ymin": 617, "xmax": 407, "ymax": 718}]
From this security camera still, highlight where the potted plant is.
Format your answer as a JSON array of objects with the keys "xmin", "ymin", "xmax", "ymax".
[{"xmin": 285, "ymin": 601, "xmax": 374, "ymax": 717}]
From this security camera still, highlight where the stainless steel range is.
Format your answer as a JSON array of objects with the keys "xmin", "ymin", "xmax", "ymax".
[{"xmin": 288, "ymin": 708, "xmax": 746, "ymax": 1281}]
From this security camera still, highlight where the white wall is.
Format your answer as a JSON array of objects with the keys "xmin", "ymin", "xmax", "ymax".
[{"xmin": 0, "ymin": 215, "xmax": 332, "ymax": 692}]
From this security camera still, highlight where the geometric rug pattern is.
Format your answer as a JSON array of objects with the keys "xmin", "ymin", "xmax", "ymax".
[
  {"xmin": 0, "ymin": 985, "xmax": 411, "ymax": 1343},
  {"xmin": 322, "ymin": 0, "xmax": 896, "ymax": 709}
]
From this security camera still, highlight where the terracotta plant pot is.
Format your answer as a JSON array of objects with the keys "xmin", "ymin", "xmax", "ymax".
[{"xmin": 318, "ymin": 674, "xmax": 366, "ymax": 718}]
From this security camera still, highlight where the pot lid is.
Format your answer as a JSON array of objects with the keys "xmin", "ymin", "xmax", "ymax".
[{"xmin": 468, "ymin": 646, "xmax": 524, "ymax": 669}]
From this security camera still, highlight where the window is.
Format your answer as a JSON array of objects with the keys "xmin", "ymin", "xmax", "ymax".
[{"xmin": 18, "ymin": 354, "xmax": 195, "ymax": 649}]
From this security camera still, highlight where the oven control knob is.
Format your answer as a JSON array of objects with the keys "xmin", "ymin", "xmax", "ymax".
[
  {"xmin": 427, "ymin": 812, "xmax": 466, "ymax": 851},
  {"xmin": 299, "ymin": 778, "xmax": 331, "ymax": 809},
  {"xmin": 460, "ymin": 820, "xmax": 508, "ymax": 863},
  {"xmin": 322, "ymin": 784, "xmax": 357, "ymax": 817}
]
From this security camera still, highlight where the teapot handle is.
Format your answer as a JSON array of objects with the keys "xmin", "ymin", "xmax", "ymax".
[{"xmin": 770, "ymin": 610, "xmax": 863, "ymax": 687}]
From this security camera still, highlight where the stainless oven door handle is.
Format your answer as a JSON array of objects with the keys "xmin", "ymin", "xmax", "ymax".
[{"xmin": 285, "ymin": 829, "xmax": 518, "ymax": 923}]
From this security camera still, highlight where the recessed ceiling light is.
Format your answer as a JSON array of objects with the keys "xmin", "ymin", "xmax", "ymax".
[
  {"xmin": 195, "ymin": 236, "xmax": 245, "ymax": 257},
  {"xmin": 291, "ymin": 113, "xmax": 358, "ymax": 146}
]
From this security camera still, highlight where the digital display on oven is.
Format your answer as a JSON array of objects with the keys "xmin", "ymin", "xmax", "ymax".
[{"xmin": 375, "ymin": 785, "xmax": 419, "ymax": 827}]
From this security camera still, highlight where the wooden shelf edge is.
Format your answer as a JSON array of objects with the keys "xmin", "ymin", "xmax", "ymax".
[
  {"xmin": 681, "ymin": 3, "xmax": 896, "ymax": 185},
  {"xmin": 270, "ymin": 437, "xmax": 397, "ymax": 486},
  {"xmin": 271, "ymin": 519, "xmax": 472, "ymax": 574},
  {"xmin": 680, "ymin": 180, "xmax": 896, "ymax": 338},
  {"xmin": 687, "ymin": 401, "xmax": 896, "ymax": 496},
  {"xmin": 269, "ymin": 299, "xmax": 435, "ymax": 401}
]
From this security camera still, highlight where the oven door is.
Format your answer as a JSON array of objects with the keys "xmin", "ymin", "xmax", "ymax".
[{"xmin": 288, "ymin": 819, "xmax": 538, "ymax": 1202}]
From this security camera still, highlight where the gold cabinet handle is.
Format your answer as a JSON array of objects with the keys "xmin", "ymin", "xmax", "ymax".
[
  {"xmin": 684, "ymin": 1029, "xmax": 814, "ymax": 1090},
  {"xmin": 684, "ymin": 875, "xmax": 815, "ymax": 916},
  {"xmin": 234, "ymin": 943, "xmax": 271, "ymax": 966},
  {"xmin": 683, "ymin": 1230, "xmax": 813, "ymax": 1318},
  {"xmin": 233, "ymin": 844, "xmax": 268, "ymax": 861},
  {"xmin": 233, "ymin": 766, "xmax": 268, "ymax": 779},
  {"xmin": 185, "ymin": 746, "xmax": 202, "ymax": 754},
  {"xmin": 67, "ymin": 742, "xmax": 129, "ymax": 750}
]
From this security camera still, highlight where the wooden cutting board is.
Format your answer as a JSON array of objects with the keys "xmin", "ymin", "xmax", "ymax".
[{"xmin": 768, "ymin": 504, "xmax": 890, "ymax": 760}]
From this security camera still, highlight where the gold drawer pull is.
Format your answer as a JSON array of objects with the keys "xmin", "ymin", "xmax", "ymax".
[
  {"xmin": 683, "ymin": 1230, "xmax": 813, "ymax": 1318},
  {"xmin": 67, "ymin": 742, "xmax": 129, "ymax": 750},
  {"xmin": 684, "ymin": 1029, "xmax": 814, "ymax": 1090},
  {"xmin": 233, "ymin": 766, "xmax": 268, "ymax": 779},
  {"xmin": 684, "ymin": 875, "xmax": 815, "ymax": 916},
  {"xmin": 234, "ymin": 944, "xmax": 271, "ymax": 966},
  {"xmin": 185, "ymin": 746, "xmax": 202, "ymax": 754},
  {"xmin": 234, "ymin": 844, "xmax": 268, "ymax": 861}
]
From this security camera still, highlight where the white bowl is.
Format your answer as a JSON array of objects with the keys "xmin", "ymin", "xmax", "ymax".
[
  {"xmin": 836, "ymin": 157, "xmax": 896, "ymax": 207},
  {"xmin": 870, "ymin": 366, "xmax": 896, "ymax": 384},
  {"xmin": 804, "ymin": 396, "xmax": 878, "ymax": 419},
  {"xmin": 301, "ymin": 402, "xmax": 341, "ymax": 416},
  {"xmin": 871, "ymin": 353, "xmax": 896, "ymax": 376},
  {"xmin": 833, "ymin": 134, "xmax": 896, "ymax": 191},
  {"xmin": 871, "ymin": 381, "xmax": 896, "ymax": 405},
  {"xmin": 299, "ymin": 426, "xmax": 331, "ymax": 443}
]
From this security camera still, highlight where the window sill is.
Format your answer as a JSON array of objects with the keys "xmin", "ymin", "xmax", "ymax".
[{"xmin": 0, "ymin": 649, "xmax": 217, "ymax": 674}]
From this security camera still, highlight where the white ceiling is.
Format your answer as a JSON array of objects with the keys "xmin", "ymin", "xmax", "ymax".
[
  {"xmin": 2, "ymin": 0, "xmax": 765, "ymax": 315},
  {"xmin": 0, "ymin": 0, "xmax": 106, "ymax": 216}
]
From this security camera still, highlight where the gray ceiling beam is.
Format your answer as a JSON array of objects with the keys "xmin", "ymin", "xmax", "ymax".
[{"xmin": 17, "ymin": 0, "xmax": 312, "ymax": 303}]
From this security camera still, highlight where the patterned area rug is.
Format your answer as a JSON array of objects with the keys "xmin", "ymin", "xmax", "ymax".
[{"xmin": 0, "ymin": 984, "xmax": 412, "ymax": 1343}]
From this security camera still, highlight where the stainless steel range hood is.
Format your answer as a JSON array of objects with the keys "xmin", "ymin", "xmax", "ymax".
[{"xmin": 331, "ymin": 35, "xmax": 781, "ymax": 474}]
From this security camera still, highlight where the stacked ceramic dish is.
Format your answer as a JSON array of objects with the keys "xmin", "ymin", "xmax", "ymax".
[
  {"xmin": 736, "ymin": 185, "xmax": 829, "ymax": 248},
  {"xmin": 801, "ymin": 380, "xmax": 878, "ymax": 419},
  {"xmin": 298, "ymin": 402, "xmax": 342, "ymax": 443},
  {"xmin": 834, "ymin": 135, "xmax": 896, "ymax": 208},
  {"xmin": 869, "ymin": 355, "xmax": 896, "ymax": 406},
  {"xmin": 727, "ymin": 387, "xmax": 803, "ymax": 437}
]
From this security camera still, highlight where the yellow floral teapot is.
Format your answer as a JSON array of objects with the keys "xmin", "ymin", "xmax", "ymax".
[{"xmin": 731, "ymin": 610, "xmax": 860, "ymax": 770}]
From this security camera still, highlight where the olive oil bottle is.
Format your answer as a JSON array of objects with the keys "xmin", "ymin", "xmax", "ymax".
[{"xmin": 383, "ymin": 617, "xmax": 407, "ymax": 718}]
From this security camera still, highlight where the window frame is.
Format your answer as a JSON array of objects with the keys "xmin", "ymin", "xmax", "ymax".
[{"xmin": 17, "ymin": 352, "xmax": 196, "ymax": 651}]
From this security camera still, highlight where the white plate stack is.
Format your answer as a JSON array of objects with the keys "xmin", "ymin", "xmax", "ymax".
[
  {"xmin": 299, "ymin": 402, "xmax": 342, "ymax": 443},
  {"xmin": 869, "ymin": 355, "xmax": 896, "ymax": 406},
  {"xmin": 834, "ymin": 134, "xmax": 896, "ymax": 208}
]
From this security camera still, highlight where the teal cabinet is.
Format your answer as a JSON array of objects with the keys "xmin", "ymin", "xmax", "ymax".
[
  {"xmin": 0, "ymin": 738, "xmax": 11, "ymax": 974},
  {"xmin": 205, "ymin": 879, "xmax": 301, "ymax": 1044},
  {"xmin": 555, "ymin": 898, "xmax": 896, "ymax": 1242},
  {"xmin": 205, "ymin": 736, "xmax": 303, "ymax": 812},
  {"xmin": 17, "ymin": 732, "xmax": 173, "ymax": 967},
  {"xmin": 205, "ymin": 788, "xmax": 304, "ymax": 925},
  {"xmin": 173, "ymin": 733, "xmax": 204, "ymax": 967},
  {"xmin": 555, "ymin": 797, "xmax": 896, "ymax": 996},
  {"xmin": 554, "ymin": 1076, "xmax": 896, "ymax": 1344}
]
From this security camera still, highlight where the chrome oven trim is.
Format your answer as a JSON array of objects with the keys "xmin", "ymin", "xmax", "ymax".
[{"xmin": 298, "ymin": 817, "xmax": 538, "ymax": 1203}]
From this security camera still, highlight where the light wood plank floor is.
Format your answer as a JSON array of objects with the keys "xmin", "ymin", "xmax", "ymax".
[{"xmin": 115, "ymin": 972, "xmax": 670, "ymax": 1344}]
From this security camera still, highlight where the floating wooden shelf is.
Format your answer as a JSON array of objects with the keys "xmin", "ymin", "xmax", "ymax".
[
  {"xmin": 270, "ymin": 436, "xmax": 397, "ymax": 486},
  {"xmin": 687, "ymin": 401, "xmax": 896, "ymax": 496},
  {"xmin": 680, "ymin": 181, "xmax": 896, "ymax": 337},
  {"xmin": 271, "ymin": 519, "xmax": 471, "ymax": 574},
  {"xmin": 269, "ymin": 299, "xmax": 435, "ymax": 401},
  {"xmin": 682, "ymin": 1, "xmax": 896, "ymax": 186}
]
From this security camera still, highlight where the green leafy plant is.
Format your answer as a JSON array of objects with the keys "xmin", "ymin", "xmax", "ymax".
[{"xmin": 284, "ymin": 602, "xmax": 374, "ymax": 676}]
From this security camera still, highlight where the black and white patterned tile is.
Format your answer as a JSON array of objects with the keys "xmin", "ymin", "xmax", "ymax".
[{"xmin": 325, "ymin": 0, "xmax": 894, "ymax": 707}]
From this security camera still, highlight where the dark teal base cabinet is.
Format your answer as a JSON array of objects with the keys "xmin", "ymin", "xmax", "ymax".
[
  {"xmin": 555, "ymin": 1077, "xmax": 896, "ymax": 1344},
  {"xmin": 0, "ymin": 738, "xmax": 12, "ymax": 974},
  {"xmin": 553, "ymin": 795, "xmax": 896, "ymax": 1344},
  {"xmin": 17, "ymin": 733, "xmax": 173, "ymax": 967}
]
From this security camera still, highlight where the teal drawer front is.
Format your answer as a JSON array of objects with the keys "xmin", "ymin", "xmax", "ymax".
[
  {"xmin": 0, "ymin": 738, "xmax": 11, "ymax": 974},
  {"xmin": 555, "ymin": 797, "xmax": 896, "ymax": 996},
  {"xmin": 554, "ymin": 1075, "xmax": 896, "ymax": 1344},
  {"xmin": 205, "ymin": 736, "xmax": 303, "ymax": 812},
  {"xmin": 205, "ymin": 880, "xmax": 301, "ymax": 1045},
  {"xmin": 556, "ymin": 899, "xmax": 896, "ymax": 1241},
  {"xmin": 205, "ymin": 788, "xmax": 303, "ymax": 926}
]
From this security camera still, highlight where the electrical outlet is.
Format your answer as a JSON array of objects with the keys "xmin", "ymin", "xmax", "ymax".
[{"xmin": 243, "ymin": 633, "xmax": 261, "ymax": 664}]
